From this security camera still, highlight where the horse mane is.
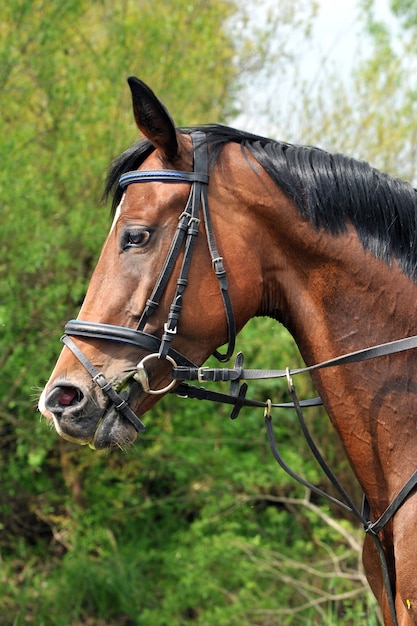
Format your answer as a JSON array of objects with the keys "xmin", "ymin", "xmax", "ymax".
[{"xmin": 105, "ymin": 124, "xmax": 417, "ymax": 281}]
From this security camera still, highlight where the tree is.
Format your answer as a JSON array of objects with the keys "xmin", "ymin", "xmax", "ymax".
[
  {"xmin": 4, "ymin": 2, "xmax": 370, "ymax": 625},
  {"xmin": 284, "ymin": 0, "xmax": 417, "ymax": 182}
]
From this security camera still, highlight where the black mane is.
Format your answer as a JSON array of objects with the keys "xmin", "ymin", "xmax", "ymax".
[{"xmin": 106, "ymin": 124, "xmax": 417, "ymax": 281}]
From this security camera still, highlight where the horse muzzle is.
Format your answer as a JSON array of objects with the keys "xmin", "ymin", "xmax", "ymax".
[
  {"xmin": 39, "ymin": 322, "xmax": 200, "ymax": 449},
  {"xmin": 40, "ymin": 377, "xmax": 141, "ymax": 450}
]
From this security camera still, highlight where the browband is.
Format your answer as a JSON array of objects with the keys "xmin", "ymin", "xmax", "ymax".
[{"xmin": 119, "ymin": 170, "xmax": 209, "ymax": 188}]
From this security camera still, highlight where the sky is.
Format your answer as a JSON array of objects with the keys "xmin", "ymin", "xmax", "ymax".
[
  {"xmin": 235, "ymin": 0, "xmax": 393, "ymax": 136},
  {"xmin": 310, "ymin": 0, "xmax": 392, "ymax": 74},
  {"xmin": 308, "ymin": 0, "xmax": 362, "ymax": 73}
]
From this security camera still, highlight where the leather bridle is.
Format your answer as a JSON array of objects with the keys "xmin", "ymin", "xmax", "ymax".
[
  {"xmin": 61, "ymin": 130, "xmax": 417, "ymax": 625},
  {"xmin": 62, "ymin": 130, "xmax": 236, "ymax": 419}
]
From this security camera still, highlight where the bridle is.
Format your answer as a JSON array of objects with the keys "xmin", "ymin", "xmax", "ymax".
[
  {"xmin": 61, "ymin": 130, "xmax": 417, "ymax": 626},
  {"xmin": 62, "ymin": 131, "xmax": 236, "ymax": 429}
]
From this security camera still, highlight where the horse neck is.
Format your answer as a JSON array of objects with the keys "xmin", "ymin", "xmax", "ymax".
[
  {"xmin": 261, "ymin": 210, "xmax": 417, "ymax": 363},
  {"xmin": 259, "ymin": 196, "xmax": 417, "ymax": 501}
]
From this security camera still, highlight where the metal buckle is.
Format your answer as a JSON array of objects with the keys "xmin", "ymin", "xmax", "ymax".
[
  {"xmin": 285, "ymin": 367, "xmax": 294, "ymax": 392},
  {"xmin": 134, "ymin": 353, "xmax": 178, "ymax": 395},
  {"xmin": 163, "ymin": 323, "xmax": 177, "ymax": 335},
  {"xmin": 197, "ymin": 366, "xmax": 209, "ymax": 383}
]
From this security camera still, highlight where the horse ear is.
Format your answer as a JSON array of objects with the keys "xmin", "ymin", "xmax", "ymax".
[{"xmin": 127, "ymin": 77, "xmax": 179, "ymax": 161}]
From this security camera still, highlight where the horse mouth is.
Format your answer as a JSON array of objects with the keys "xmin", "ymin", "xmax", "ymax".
[
  {"xmin": 52, "ymin": 400, "xmax": 140, "ymax": 450},
  {"xmin": 91, "ymin": 377, "xmax": 151, "ymax": 449},
  {"xmin": 90, "ymin": 405, "xmax": 139, "ymax": 450}
]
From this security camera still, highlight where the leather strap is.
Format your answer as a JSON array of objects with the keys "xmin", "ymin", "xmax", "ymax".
[
  {"xmin": 117, "ymin": 131, "xmax": 236, "ymax": 363},
  {"xmin": 173, "ymin": 333, "xmax": 417, "ymax": 382},
  {"xmin": 64, "ymin": 320, "xmax": 197, "ymax": 368},
  {"xmin": 174, "ymin": 382, "xmax": 323, "ymax": 410},
  {"xmin": 265, "ymin": 390, "xmax": 400, "ymax": 626},
  {"xmin": 61, "ymin": 335, "xmax": 146, "ymax": 432},
  {"xmin": 119, "ymin": 169, "xmax": 209, "ymax": 187},
  {"xmin": 364, "ymin": 469, "xmax": 417, "ymax": 535},
  {"xmin": 158, "ymin": 134, "xmax": 206, "ymax": 358},
  {"xmin": 136, "ymin": 196, "xmax": 196, "ymax": 332},
  {"xmin": 200, "ymin": 175, "xmax": 236, "ymax": 362}
]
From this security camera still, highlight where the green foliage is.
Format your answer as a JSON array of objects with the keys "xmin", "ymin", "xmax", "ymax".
[
  {"xmin": 1, "ymin": 1, "xmax": 378, "ymax": 624},
  {"xmin": 390, "ymin": 0, "xmax": 417, "ymax": 28},
  {"xmin": 0, "ymin": 319, "xmax": 375, "ymax": 625},
  {"xmin": 0, "ymin": 0, "xmax": 254, "ymax": 508}
]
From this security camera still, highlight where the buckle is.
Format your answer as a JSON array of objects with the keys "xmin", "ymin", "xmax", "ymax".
[
  {"xmin": 164, "ymin": 323, "xmax": 177, "ymax": 335},
  {"xmin": 197, "ymin": 366, "xmax": 209, "ymax": 383}
]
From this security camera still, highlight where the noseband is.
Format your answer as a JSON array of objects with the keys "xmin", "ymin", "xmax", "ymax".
[{"xmin": 62, "ymin": 131, "xmax": 236, "ymax": 429}]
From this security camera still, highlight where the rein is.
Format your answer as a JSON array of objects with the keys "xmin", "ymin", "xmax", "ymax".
[{"xmin": 61, "ymin": 130, "xmax": 417, "ymax": 626}]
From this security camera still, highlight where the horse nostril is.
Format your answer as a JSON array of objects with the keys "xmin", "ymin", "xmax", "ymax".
[
  {"xmin": 58, "ymin": 387, "xmax": 83, "ymax": 407},
  {"xmin": 46, "ymin": 385, "xmax": 84, "ymax": 413}
]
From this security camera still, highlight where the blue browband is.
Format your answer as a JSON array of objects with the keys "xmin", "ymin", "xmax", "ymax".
[{"xmin": 119, "ymin": 169, "xmax": 209, "ymax": 188}]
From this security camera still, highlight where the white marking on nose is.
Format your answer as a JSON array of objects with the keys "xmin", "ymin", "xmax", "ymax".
[{"xmin": 110, "ymin": 194, "xmax": 125, "ymax": 233}]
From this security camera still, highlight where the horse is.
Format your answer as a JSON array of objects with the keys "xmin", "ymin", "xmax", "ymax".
[{"xmin": 39, "ymin": 76, "xmax": 417, "ymax": 625}]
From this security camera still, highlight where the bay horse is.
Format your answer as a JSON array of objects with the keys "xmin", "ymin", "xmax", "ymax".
[{"xmin": 39, "ymin": 77, "xmax": 417, "ymax": 625}]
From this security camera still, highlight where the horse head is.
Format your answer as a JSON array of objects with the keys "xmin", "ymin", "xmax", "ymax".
[{"xmin": 39, "ymin": 78, "xmax": 264, "ymax": 449}]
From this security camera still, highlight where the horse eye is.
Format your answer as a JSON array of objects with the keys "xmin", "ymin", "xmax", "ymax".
[{"xmin": 122, "ymin": 228, "xmax": 152, "ymax": 250}]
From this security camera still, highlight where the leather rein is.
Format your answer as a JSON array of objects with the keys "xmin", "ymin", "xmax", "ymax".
[{"xmin": 61, "ymin": 131, "xmax": 417, "ymax": 625}]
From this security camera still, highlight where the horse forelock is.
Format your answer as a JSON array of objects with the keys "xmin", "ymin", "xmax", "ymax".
[
  {"xmin": 105, "ymin": 139, "xmax": 156, "ymax": 214},
  {"xmin": 105, "ymin": 125, "xmax": 417, "ymax": 281}
]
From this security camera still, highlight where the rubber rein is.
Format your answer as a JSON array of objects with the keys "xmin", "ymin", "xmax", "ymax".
[{"xmin": 61, "ymin": 131, "xmax": 417, "ymax": 626}]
